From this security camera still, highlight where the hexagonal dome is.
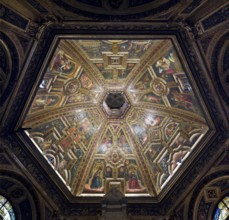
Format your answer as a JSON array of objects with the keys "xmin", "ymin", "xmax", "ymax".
[{"xmin": 22, "ymin": 38, "xmax": 211, "ymax": 197}]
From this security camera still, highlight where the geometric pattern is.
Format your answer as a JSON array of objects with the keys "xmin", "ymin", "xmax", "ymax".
[{"xmin": 22, "ymin": 38, "xmax": 210, "ymax": 196}]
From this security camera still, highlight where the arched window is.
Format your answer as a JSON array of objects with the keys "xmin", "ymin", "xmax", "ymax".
[
  {"xmin": 213, "ymin": 195, "xmax": 229, "ymax": 220},
  {"xmin": 0, "ymin": 195, "xmax": 15, "ymax": 220}
]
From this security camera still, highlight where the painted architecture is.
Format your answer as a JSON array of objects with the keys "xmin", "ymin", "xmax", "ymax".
[{"xmin": 0, "ymin": 0, "xmax": 228, "ymax": 219}]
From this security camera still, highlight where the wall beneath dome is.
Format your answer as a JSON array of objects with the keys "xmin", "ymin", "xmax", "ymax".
[{"xmin": 0, "ymin": 1, "xmax": 228, "ymax": 219}]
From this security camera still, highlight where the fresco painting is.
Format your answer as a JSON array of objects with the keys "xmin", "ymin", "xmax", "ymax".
[
  {"xmin": 129, "ymin": 112, "xmax": 164, "ymax": 146},
  {"xmin": 79, "ymin": 72, "xmax": 94, "ymax": 90},
  {"xmin": 32, "ymin": 94, "xmax": 60, "ymax": 109},
  {"xmin": 76, "ymin": 40, "xmax": 156, "ymax": 80},
  {"xmin": 124, "ymin": 159, "xmax": 146, "ymax": 193},
  {"xmin": 169, "ymin": 150, "xmax": 189, "ymax": 174},
  {"xmin": 97, "ymin": 129, "xmax": 113, "ymax": 154},
  {"xmin": 146, "ymin": 143, "xmax": 164, "ymax": 161},
  {"xmin": 152, "ymin": 48, "xmax": 182, "ymax": 80},
  {"xmin": 59, "ymin": 145, "xmax": 85, "ymax": 185},
  {"xmin": 67, "ymin": 93, "xmax": 91, "ymax": 104},
  {"xmin": 31, "ymin": 118, "xmax": 66, "ymax": 136},
  {"xmin": 120, "ymin": 40, "xmax": 154, "ymax": 57},
  {"xmin": 95, "ymin": 63, "xmax": 113, "ymax": 79},
  {"xmin": 66, "ymin": 116, "xmax": 96, "ymax": 147},
  {"xmin": 158, "ymin": 152, "xmax": 170, "ymax": 185},
  {"xmin": 168, "ymin": 88, "xmax": 197, "ymax": 113},
  {"xmin": 132, "ymin": 124, "xmax": 148, "ymax": 146},
  {"xmin": 24, "ymin": 39, "xmax": 210, "ymax": 196},
  {"xmin": 39, "ymin": 78, "xmax": 52, "ymax": 90},
  {"xmin": 140, "ymin": 92, "xmax": 163, "ymax": 104},
  {"xmin": 50, "ymin": 50, "xmax": 77, "ymax": 75},
  {"xmin": 117, "ymin": 129, "xmax": 132, "ymax": 154},
  {"xmin": 164, "ymin": 120, "xmax": 179, "ymax": 141},
  {"xmin": 84, "ymin": 158, "xmax": 147, "ymax": 194},
  {"xmin": 134, "ymin": 70, "xmax": 152, "ymax": 90},
  {"xmin": 84, "ymin": 160, "xmax": 105, "ymax": 193},
  {"xmin": 118, "ymin": 63, "xmax": 136, "ymax": 79},
  {"xmin": 104, "ymin": 165, "xmax": 113, "ymax": 178}
]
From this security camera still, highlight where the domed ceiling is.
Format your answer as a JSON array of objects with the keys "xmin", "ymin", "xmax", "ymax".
[{"xmin": 22, "ymin": 37, "xmax": 211, "ymax": 197}]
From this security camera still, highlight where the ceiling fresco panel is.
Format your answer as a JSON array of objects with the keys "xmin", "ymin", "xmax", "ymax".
[{"xmin": 23, "ymin": 37, "xmax": 211, "ymax": 197}]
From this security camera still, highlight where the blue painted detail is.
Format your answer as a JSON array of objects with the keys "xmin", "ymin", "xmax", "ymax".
[
  {"xmin": 75, "ymin": 0, "xmax": 102, "ymax": 7},
  {"xmin": 0, "ymin": 32, "xmax": 19, "ymax": 105},
  {"xmin": 18, "ymin": 200, "xmax": 32, "ymax": 220},
  {"xmin": 27, "ymin": 0, "xmax": 48, "ymax": 12},
  {"xmin": 182, "ymin": 0, "xmax": 202, "ymax": 14},
  {"xmin": 211, "ymin": 32, "xmax": 229, "ymax": 104},
  {"xmin": 202, "ymin": 5, "xmax": 229, "ymax": 30},
  {"xmin": 0, "ymin": 4, "xmax": 28, "ymax": 30}
]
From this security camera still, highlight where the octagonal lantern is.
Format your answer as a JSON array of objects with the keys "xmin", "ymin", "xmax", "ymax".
[{"xmin": 102, "ymin": 92, "xmax": 130, "ymax": 119}]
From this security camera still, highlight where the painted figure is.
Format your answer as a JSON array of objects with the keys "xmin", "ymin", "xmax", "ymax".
[
  {"xmin": 80, "ymin": 74, "xmax": 93, "ymax": 89},
  {"xmin": 171, "ymin": 91, "xmax": 195, "ymax": 111},
  {"xmin": 32, "ymin": 95, "xmax": 59, "ymax": 108},
  {"xmin": 52, "ymin": 51, "xmax": 75, "ymax": 74},
  {"xmin": 97, "ymin": 131, "xmax": 113, "ymax": 154},
  {"xmin": 135, "ymin": 74, "xmax": 151, "ymax": 90},
  {"xmin": 90, "ymin": 169, "xmax": 103, "ymax": 189},
  {"xmin": 142, "ymin": 93, "xmax": 162, "ymax": 103},
  {"xmin": 156, "ymin": 56, "xmax": 174, "ymax": 74},
  {"xmin": 133, "ymin": 124, "xmax": 148, "ymax": 145},
  {"xmin": 118, "ymin": 132, "xmax": 132, "ymax": 154},
  {"xmin": 125, "ymin": 167, "xmax": 146, "ymax": 193},
  {"xmin": 170, "ymin": 151, "xmax": 188, "ymax": 174},
  {"xmin": 144, "ymin": 115, "xmax": 161, "ymax": 127},
  {"xmin": 128, "ymin": 171, "xmax": 141, "ymax": 189}
]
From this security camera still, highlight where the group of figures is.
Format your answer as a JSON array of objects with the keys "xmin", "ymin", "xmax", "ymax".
[
  {"xmin": 97, "ymin": 129, "xmax": 132, "ymax": 154},
  {"xmin": 132, "ymin": 51, "xmax": 199, "ymax": 114},
  {"xmin": 31, "ymin": 47, "xmax": 100, "ymax": 112},
  {"xmin": 84, "ymin": 159, "xmax": 146, "ymax": 193},
  {"xmin": 84, "ymin": 127, "xmax": 146, "ymax": 194}
]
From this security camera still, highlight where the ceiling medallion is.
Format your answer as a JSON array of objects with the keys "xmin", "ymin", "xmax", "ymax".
[{"xmin": 64, "ymin": 78, "xmax": 81, "ymax": 95}]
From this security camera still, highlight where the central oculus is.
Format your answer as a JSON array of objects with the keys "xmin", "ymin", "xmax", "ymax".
[
  {"xmin": 102, "ymin": 92, "xmax": 130, "ymax": 119},
  {"xmin": 105, "ymin": 92, "xmax": 125, "ymax": 109}
]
